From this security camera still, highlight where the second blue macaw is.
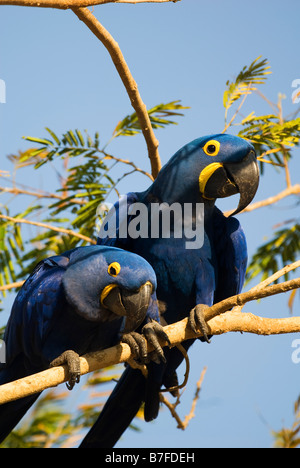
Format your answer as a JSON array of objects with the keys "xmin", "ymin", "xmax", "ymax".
[
  {"xmin": 79, "ymin": 133, "xmax": 260, "ymax": 448},
  {"xmin": 0, "ymin": 245, "xmax": 167, "ymax": 444}
]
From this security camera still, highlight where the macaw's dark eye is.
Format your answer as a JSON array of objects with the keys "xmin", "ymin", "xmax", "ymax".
[
  {"xmin": 207, "ymin": 144, "xmax": 216, "ymax": 154},
  {"xmin": 108, "ymin": 262, "xmax": 121, "ymax": 277},
  {"xmin": 203, "ymin": 139, "xmax": 220, "ymax": 157}
]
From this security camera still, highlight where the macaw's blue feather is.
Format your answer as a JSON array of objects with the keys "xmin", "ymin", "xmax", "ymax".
[
  {"xmin": 0, "ymin": 245, "xmax": 158, "ymax": 444},
  {"xmin": 80, "ymin": 133, "xmax": 259, "ymax": 448}
]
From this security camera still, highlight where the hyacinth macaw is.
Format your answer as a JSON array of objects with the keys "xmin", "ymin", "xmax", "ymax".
[
  {"xmin": 0, "ymin": 245, "xmax": 167, "ymax": 444},
  {"xmin": 79, "ymin": 133, "xmax": 260, "ymax": 448}
]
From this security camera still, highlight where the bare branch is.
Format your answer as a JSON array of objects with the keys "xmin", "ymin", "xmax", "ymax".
[
  {"xmin": 0, "ymin": 0, "xmax": 178, "ymax": 9},
  {"xmin": 0, "ymin": 276, "xmax": 299, "ymax": 405},
  {"xmin": 0, "ymin": 281, "xmax": 25, "ymax": 292},
  {"xmin": 224, "ymin": 184, "xmax": 300, "ymax": 217},
  {"xmin": 203, "ymin": 277, "xmax": 300, "ymax": 323},
  {"xmin": 0, "ymin": 214, "xmax": 96, "ymax": 244},
  {"xmin": 0, "ymin": 185, "xmax": 85, "ymax": 205},
  {"xmin": 103, "ymin": 154, "xmax": 154, "ymax": 181},
  {"xmin": 249, "ymin": 260, "xmax": 300, "ymax": 292},
  {"xmin": 71, "ymin": 7, "xmax": 161, "ymax": 178},
  {"xmin": 181, "ymin": 366, "xmax": 207, "ymax": 430}
]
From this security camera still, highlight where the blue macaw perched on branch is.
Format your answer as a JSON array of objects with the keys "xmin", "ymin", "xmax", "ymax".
[
  {"xmin": 79, "ymin": 134, "xmax": 260, "ymax": 448},
  {"xmin": 0, "ymin": 245, "xmax": 167, "ymax": 444}
]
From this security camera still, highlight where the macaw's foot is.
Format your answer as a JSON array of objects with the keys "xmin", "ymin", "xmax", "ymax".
[
  {"xmin": 50, "ymin": 350, "xmax": 81, "ymax": 391},
  {"xmin": 188, "ymin": 304, "xmax": 211, "ymax": 343},
  {"xmin": 142, "ymin": 319, "xmax": 170, "ymax": 364},
  {"xmin": 121, "ymin": 332, "xmax": 148, "ymax": 364}
]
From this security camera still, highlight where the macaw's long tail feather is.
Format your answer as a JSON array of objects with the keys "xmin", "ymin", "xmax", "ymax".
[
  {"xmin": 0, "ymin": 358, "xmax": 41, "ymax": 445},
  {"xmin": 79, "ymin": 366, "xmax": 147, "ymax": 448}
]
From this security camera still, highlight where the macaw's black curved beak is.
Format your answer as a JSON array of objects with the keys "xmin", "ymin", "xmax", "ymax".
[
  {"xmin": 202, "ymin": 150, "xmax": 259, "ymax": 216},
  {"xmin": 102, "ymin": 282, "xmax": 153, "ymax": 333}
]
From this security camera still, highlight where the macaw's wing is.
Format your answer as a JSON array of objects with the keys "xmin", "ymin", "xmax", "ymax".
[
  {"xmin": 97, "ymin": 192, "xmax": 139, "ymax": 248},
  {"xmin": 213, "ymin": 207, "xmax": 248, "ymax": 303},
  {"xmin": 4, "ymin": 255, "xmax": 69, "ymax": 369}
]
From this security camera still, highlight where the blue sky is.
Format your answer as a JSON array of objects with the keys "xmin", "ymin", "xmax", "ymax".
[{"xmin": 0, "ymin": 0, "xmax": 300, "ymax": 448}]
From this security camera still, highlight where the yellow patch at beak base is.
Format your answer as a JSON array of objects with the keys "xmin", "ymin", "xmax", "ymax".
[
  {"xmin": 100, "ymin": 283, "xmax": 118, "ymax": 307},
  {"xmin": 199, "ymin": 162, "xmax": 224, "ymax": 198}
]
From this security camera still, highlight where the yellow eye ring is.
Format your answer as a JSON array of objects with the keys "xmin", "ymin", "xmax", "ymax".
[
  {"xmin": 203, "ymin": 140, "xmax": 220, "ymax": 157},
  {"xmin": 107, "ymin": 262, "xmax": 121, "ymax": 277}
]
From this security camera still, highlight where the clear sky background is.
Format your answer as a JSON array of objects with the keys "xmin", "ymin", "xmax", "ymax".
[{"xmin": 0, "ymin": 0, "xmax": 300, "ymax": 448}]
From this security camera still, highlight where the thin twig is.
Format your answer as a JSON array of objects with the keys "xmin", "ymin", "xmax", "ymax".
[
  {"xmin": 223, "ymin": 82, "xmax": 252, "ymax": 134},
  {"xmin": 181, "ymin": 366, "xmax": 207, "ymax": 430},
  {"xmin": 160, "ymin": 343, "xmax": 190, "ymax": 394},
  {"xmin": 224, "ymin": 184, "xmax": 300, "ymax": 217},
  {"xmin": 0, "ymin": 214, "xmax": 96, "ymax": 244},
  {"xmin": 203, "ymin": 277, "xmax": 300, "ymax": 323},
  {"xmin": 0, "ymin": 281, "xmax": 25, "ymax": 292},
  {"xmin": 159, "ymin": 393, "xmax": 184, "ymax": 429},
  {"xmin": 249, "ymin": 260, "xmax": 300, "ymax": 292},
  {"xmin": 0, "ymin": 0, "xmax": 178, "ymax": 8},
  {"xmin": 103, "ymin": 154, "xmax": 154, "ymax": 181},
  {"xmin": 0, "ymin": 186, "xmax": 85, "ymax": 205},
  {"xmin": 277, "ymin": 95, "xmax": 292, "ymax": 189}
]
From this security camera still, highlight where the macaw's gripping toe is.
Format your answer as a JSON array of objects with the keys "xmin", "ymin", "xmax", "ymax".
[
  {"xmin": 50, "ymin": 350, "xmax": 81, "ymax": 391},
  {"xmin": 142, "ymin": 320, "xmax": 170, "ymax": 364},
  {"xmin": 188, "ymin": 304, "xmax": 211, "ymax": 343},
  {"xmin": 121, "ymin": 332, "xmax": 148, "ymax": 364}
]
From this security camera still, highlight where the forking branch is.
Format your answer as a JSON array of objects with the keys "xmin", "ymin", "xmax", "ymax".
[{"xmin": 0, "ymin": 271, "xmax": 299, "ymax": 406}]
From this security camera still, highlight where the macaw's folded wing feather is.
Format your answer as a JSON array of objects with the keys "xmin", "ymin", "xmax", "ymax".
[{"xmin": 81, "ymin": 133, "xmax": 259, "ymax": 448}]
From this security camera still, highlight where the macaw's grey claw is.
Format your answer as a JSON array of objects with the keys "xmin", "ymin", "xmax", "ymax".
[
  {"xmin": 121, "ymin": 332, "xmax": 148, "ymax": 364},
  {"xmin": 142, "ymin": 319, "xmax": 170, "ymax": 364},
  {"xmin": 50, "ymin": 350, "xmax": 81, "ymax": 391},
  {"xmin": 188, "ymin": 304, "xmax": 211, "ymax": 343}
]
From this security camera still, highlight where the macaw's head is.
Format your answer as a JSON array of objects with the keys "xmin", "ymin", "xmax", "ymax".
[
  {"xmin": 62, "ymin": 246, "xmax": 157, "ymax": 333},
  {"xmin": 151, "ymin": 134, "xmax": 259, "ymax": 215}
]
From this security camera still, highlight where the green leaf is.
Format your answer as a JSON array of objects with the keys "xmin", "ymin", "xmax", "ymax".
[
  {"xmin": 111, "ymin": 100, "xmax": 189, "ymax": 140},
  {"xmin": 223, "ymin": 56, "xmax": 271, "ymax": 110},
  {"xmin": 247, "ymin": 223, "xmax": 300, "ymax": 284}
]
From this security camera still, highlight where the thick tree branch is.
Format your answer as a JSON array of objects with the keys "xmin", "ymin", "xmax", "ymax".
[
  {"xmin": 71, "ymin": 7, "xmax": 161, "ymax": 178},
  {"xmin": 0, "ymin": 276, "xmax": 299, "ymax": 406}
]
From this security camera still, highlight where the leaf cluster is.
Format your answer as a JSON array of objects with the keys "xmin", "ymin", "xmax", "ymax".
[
  {"xmin": 0, "ymin": 101, "xmax": 187, "ymax": 447},
  {"xmin": 238, "ymin": 113, "xmax": 300, "ymax": 170},
  {"xmin": 1, "ymin": 100, "xmax": 187, "ymax": 290},
  {"xmin": 246, "ymin": 222, "xmax": 300, "ymax": 284},
  {"xmin": 112, "ymin": 101, "xmax": 189, "ymax": 139},
  {"xmin": 1, "ymin": 55, "xmax": 300, "ymax": 447},
  {"xmin": 272, "ymin": 396, "xmax": 300, "ymax": 448},
  {"xmin": 0, "ymin": 214, "xmax": 23, "ymax": 293},
  {"xmin": 222, "ymin": 57, "xmax": 300, "ymax": 288},
  {"xmin": 223, "ymin": 56, "xmax": 271, "ymax": 112}
]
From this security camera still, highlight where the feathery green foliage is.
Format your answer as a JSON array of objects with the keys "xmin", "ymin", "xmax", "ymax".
[{"xmin": 1, "ymin": 58, "xmax": 300, "ymax": 447}]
